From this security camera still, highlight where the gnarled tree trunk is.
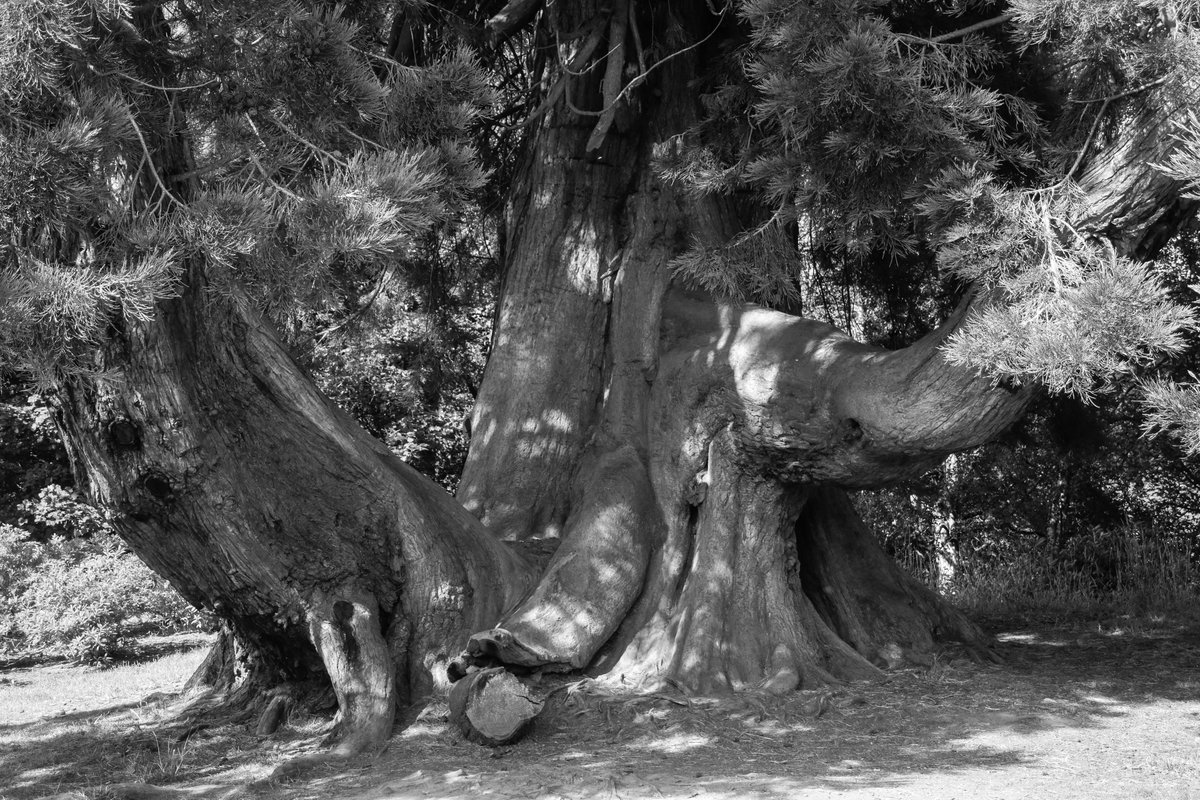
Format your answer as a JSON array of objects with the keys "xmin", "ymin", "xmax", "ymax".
[
  {"xmin": 454, "ymin": 1, "xmax": 1199, "ymax": 699},
  {"xmin": 47, "ymin": 0, "xmax": 1197, "ymax": 757},
  {"xmin": 55, "ymin": 277, "xmax": 534, "ymax": 752}
]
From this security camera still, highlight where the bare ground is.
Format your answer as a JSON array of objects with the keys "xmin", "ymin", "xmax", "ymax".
[{"xmin": 3, "ymin": 617, "xmax": 1200, "ymax": 800}]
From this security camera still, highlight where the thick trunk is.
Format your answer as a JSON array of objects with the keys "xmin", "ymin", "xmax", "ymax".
[
  {"xmin": 456, "ymin": 2, "xmax": 633, "ymax": 541},
  {"xmin": 453, "ymin": 3, "xmax": 1007, "ymax": 693},
  {"xmin": 55, "ymin": 280, "xmax": 534, "ymax": 750},
  {"xmin": 47, "ymin": 3, "xmax": 1194, "ymax": 758},
  {"xmin": 45, "ymin": 6, "xmax": 537, "ymax": 750},
  {"xmin": 455, "ymin": 7, "xmax": 1199, "ymax": 697}
]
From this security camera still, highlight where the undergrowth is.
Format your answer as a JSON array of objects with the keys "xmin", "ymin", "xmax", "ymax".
[
  {"xmin": 0, "ymin": 524, "xmax": 209, "ymax": 665},
  {"xmin": 894, "ymin": 523, "xmax": 1200, "ymax": 621}
]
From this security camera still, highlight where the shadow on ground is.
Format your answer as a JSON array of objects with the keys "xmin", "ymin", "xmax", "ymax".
[{"xmin": 2, "ymin": 618, "xmax": 1200, "ymax": 799}]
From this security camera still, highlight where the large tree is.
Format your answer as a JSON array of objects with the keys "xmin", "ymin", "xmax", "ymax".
[{"xmin": 3, "ymin": 0, "xmax": 1200, "ymax": 757}]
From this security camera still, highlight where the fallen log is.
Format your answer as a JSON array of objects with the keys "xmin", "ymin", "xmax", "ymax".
[{"xmin": 448, "ymin": 668, "xmax": 545, "ymax": 746}]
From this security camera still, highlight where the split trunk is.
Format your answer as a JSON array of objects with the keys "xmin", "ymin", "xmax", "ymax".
[{"xmin": 48, "ymin": 1, "xmax": 1197, "ymax": 753}]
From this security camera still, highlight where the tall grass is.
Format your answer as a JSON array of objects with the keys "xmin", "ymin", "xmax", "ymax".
[{"xmin": 940, "ymin": 525, "xmax": 1200, "ymax": 619}]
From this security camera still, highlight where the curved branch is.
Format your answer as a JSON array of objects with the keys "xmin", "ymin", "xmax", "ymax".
[
  {"xmin": 659, "ymin": 290, "xmax": 1030, "ymax": 488},
  {"xmin": 654, "ymin": 77, "xmax": 1200, "ymax": 489}
]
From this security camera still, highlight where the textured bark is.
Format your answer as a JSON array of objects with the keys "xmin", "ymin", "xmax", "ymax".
[
  {"xmin": 55, "ymin": 282, "xmax": 535, "ymax": 751},
  {"xmin": 48, "ymin": 6, "xmax": 537, "ymax": 750},
  {"xmin": 453, "ymin": 5, "xmax": 1200, "ymax": 696},
  {"xmin": 1075, "ymin": 82, "xmax": 1200, "ymax": 258},
  {"xmin": 47, "ymin": 1, "xmax": 1198, "ymax": 756},
  {"xmin": 465, "ymin": 446, "xmax": 656, "ymax": 671},
  {"xmin": 455, "ymin": 4, "xmax": 624, "ymax": 541},
  {"xmin": 797, "ymin": 486, "xmax": 995, "ymax": 666}
]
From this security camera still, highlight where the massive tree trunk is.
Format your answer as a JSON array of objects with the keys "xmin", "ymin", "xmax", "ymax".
[
  {"xmin": 455, "ymin": 1, "xmax": 1199, "ymax": 694},
  {"xmin": 55, "ymin": 277, "xmax": 534, "ymax": 752},
  {"xmin": 44, "ymin": 0, "xmax": 1197, "ymax": 757},
  {"xmin": 47, "ymin": 2, "xmax": 535, "ymax": 757}
]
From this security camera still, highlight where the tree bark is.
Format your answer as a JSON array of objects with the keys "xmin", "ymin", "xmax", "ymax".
[
  {"xmin": 54, "ymin": 280, "xmax": 535, "ymax": 751},
  {"xmin": 449, "ymin": 667, "xmax": 544, "ymax": 746},
  {"xmin": 40, "ymin": 8, "xmax": 539, "ymax": 753},
  {"xmin": 454, "ymin": 3, "xmax": 1200, "ymax": 695},
  {"xmin": 43, "ymin": 0, "xmax": 1198, "ymax": 755}
]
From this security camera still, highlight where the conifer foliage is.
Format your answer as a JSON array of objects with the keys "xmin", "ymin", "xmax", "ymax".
[{"xmin": 0, "ymin": 0, "xmax": 488, "ymax": 382}]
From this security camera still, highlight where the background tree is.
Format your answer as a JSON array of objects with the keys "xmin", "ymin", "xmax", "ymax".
[{"xmin": 2, "ymin": 0, "xmax": 1200, "ymax": 758}]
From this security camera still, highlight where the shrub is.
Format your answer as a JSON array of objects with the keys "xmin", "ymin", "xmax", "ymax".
[{"xmin": 0, "ymin": 525, "xmax": 208, "ymax": 664}]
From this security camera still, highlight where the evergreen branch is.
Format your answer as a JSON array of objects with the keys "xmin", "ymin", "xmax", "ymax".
[
  {"xmin": 929, "ymin": 12, "xmax": 1017, "ymax": 44},
  {"xmin": 1064, "ymin": 98, "xmax": 1110, "ymax": 182},
  {"xmin": 316, "ymin": 266, "xmax": 395, "ymax": 342},
  {"xmin": 89, "ymin": 66, "xmax": 217, "ymax": 93},
  {"xmin": 248, "ymin": 150, "xmax": 301, "ymax": 201},
  {"xmin": 267, "ymin": 114, "xmax": 349, "ymax": 168},
  {"xmin": 165, "ymin": 158, "xmax": 237, "ymax": 184},
  {"xmin": 337, "ymin": 124, "xmax": 388, "ymax": 153},
  {"xmin": 125, "ymin": 108, "xmax": 185, "ymax": 211},
  {"xmin": 1066, "ymin": 73, "xmax": 1174, "ymax": 105}
]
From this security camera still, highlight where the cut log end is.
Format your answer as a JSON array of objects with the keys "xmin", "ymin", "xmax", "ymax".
[{"xmin": 449, "ymin": 668, "xmax": 545, "ymax": 747}]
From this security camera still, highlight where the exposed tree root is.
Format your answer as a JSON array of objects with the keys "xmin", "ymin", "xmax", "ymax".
[
  {"xmin": 173, "ymin": 627, "xmax": 335, "ymax": 740},
  {"xmin": 461, "ymin": 446, "xmax": 658, "ymax": 673},
  {"xmin": 306, "ymin": 588, "xmax": 396, "ymax": 756},
  {"xmin": 257, "ymin": 751, "xmax": 361, "ymax": 787}
]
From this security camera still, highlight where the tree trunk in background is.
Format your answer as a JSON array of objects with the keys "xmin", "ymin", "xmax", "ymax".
[{"xmin": 931, "ymin": 454, "xmax": 959, "ymax": 593}]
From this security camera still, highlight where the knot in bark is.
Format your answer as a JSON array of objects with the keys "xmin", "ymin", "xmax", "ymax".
[{"xmin": 107, "ymin": 418, "xmax": 141, "ymax": 450}]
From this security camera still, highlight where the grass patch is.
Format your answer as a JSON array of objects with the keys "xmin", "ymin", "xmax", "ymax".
[{"xmin": 0, "ymin": 636, "xmax": 210, "ymax": 727}]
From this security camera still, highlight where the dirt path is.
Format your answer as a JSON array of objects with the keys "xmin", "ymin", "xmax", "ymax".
[
  {"xmin": 290, "ymin": 620, "xmax": 1200, "ymax": 800},
  {"xmin": 2, "ymin": 619, "xmax": 1200, "ymax": 799}
]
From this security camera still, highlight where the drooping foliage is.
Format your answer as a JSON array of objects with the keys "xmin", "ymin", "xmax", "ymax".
[
  {"xmin": 0, "ymin": 0, "xmax": 492, "ymax": 386},
  {"xmin": 660, "ymin": 0, "xmax": 1200, "ymax": 449}
]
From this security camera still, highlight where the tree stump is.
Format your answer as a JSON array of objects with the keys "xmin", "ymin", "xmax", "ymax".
[{"xmin": 448, "ymin": 668, "xmax": 544, "ymax": 746}]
